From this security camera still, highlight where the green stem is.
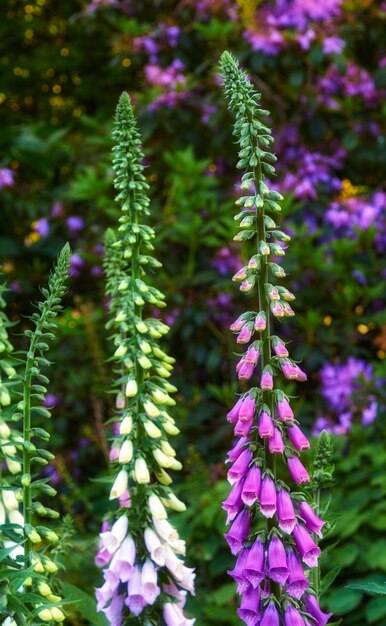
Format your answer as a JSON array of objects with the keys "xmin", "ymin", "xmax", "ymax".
[
  {"xmin": 252, "ymin": 134, "xmax": 280, "ymax": 600},
  {"xmin": 22, "ymin": 336, "xmax": 38, "ymax": 561}
]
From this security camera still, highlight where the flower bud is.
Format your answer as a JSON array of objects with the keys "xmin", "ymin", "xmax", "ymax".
[
  {"xmin": 161, "ymin": 492, "xmax": 186, "ymax": 512},
  {"xmin": 38, "ymin": 609, "xmax": 52, "ymax": 622},
  {"xmin": 149, "ymin": 493, "xmax": 168, "ymax": 520},
  {"xmin": 51, "ymin": 607, "xmax": 65, "ymax": 622},
  {"xmin": 153, "ymin": 448, "xmax": 173, "ymax": 468},
  {"xmin": 114, "ymin": 344, "xmax": 127, "ymax": 359},
  {"xmin": 24, "ymin": 524, "xmax": 41, "ymax": 543},
  {"xmin": 134, "ymin": 457, "xmax": 150, "ymax": 484},
  {"xmin": 119, "ymin": 440, "xmax": 133, "ymax": 464},
  {"xmin": 125, "ymin": 379, "xmax": 138, "ymax": 397},
  {"xmin": 144, "ymin": 400, "xmax": 160, "ymax": 418},
  {"xmin": 38, "ymin": 582, "xmax": 52, "ymax": 597},
  {"xmin": 120, "ymin": 415, "xmax": 133, "ymax": 435},
  {"xmin": 110, "ymin": 469, "xmax": 128, "ymax": 499},
  {"xmin": 144, "ymin": 420, "xmax": 162, "ymax": 438}
]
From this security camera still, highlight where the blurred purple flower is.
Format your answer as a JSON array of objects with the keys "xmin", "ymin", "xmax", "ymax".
[
  {"xmin": 0, "ymin": 168, "xmax": 15, "ymax": 188},
  {"xmin": 323, "ymin": 36, "xmax": 345, "ymax": 55},
  {"xmin": 91, "ymin": 265, "xmax": 104, "ymax": 277},
  {"xmin": 212, "ymin": 247, "xmax": 241, "ymax": 276},
  {"xmin": 66, "ymin": 216, "xmax": 85, "ymax": 234},
  {"xmin": 51, "ymin": 201, "xmax": 64, "ymax": 217},
  {"xmin": 70, "ymin": 253, "xmax": 85, "ymax": 277},
  {"xmin": 33, "ymin": 218, "xmax": 50, "ymax": 237},
  {"xmin": 44, "ymin": 393, "xmax": 58, "ymax": 408},
  {"xmin": 314, "ymin": 358, "xmax": 379, "ymax": 434}
]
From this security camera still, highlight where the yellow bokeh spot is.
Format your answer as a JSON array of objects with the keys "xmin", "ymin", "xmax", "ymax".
[
  {"xmin": 0, "ymin": 94, "xmax": 6, "ymax": 104},
  {"xmin": 25, "ymin": 5, "xmax": 34, "ymax": 14},
  {"xmin": 377, "ymin": 350, "xmax": 385, "ymax": 360},
  {"xmin": 10, "ymin": 102, "xmax": 20, "ymax": 111},
  {"xmin": 208, "ymin": 164, "xmax": 217, "ymax": 173},
  {"xmin": 121, "ymin": 58, "xmax": 131, "ymax": 67},
  {"xmin": 2, "ymin": 262, "xmax": 15, "ymax": 273},
  {"xmin": 52, "ymin": 84, "xmax": 62, "ymax": 94},
  {"xmin": 25, "ymin": 232, "xmax": 41, "ymax": 246},
  {"xmin": 357, "ymin": 324, "xmax": 369, "ymax": 335},
  {"xmin": 60, "ymin": 48, "xmax": 69, "ymax": 57},
  {"xmin": 355, "ymin": 305, "xmax": 364, "ymax": 314},
  {"xmin": 25, "ymin": 29, "xmax": 34, "ymax": 39},
  {"xmin": 324, "ymin": 316, "xmax": 332, "ymax": 326},
  {"xmin": 41, "ymin": 84, "xmax": 49, "ymax": 92}
]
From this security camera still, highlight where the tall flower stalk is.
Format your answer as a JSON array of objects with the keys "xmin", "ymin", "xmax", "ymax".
[
  {"xmin": 0, "ymin": 244, "xmax": 71, "ymax": 625},
  {"xmin": 95, "ymin": 92, "xmax": 195, "ymax": 626},
  {"xmin": 219, "ymin": 51, "xmax": 333, "ymax": 626}
]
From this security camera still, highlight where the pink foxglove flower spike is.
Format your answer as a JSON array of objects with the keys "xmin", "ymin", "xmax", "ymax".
[{"xmin": 219, "ymin": 51, "xmax": 332, "ymax": 624}]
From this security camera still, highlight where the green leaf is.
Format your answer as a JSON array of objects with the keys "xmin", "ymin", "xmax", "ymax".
[
  {"xmin": 365, "ymin": 597, "xmax": 386, "ymax": 623},
  {"xmin": 347, "ymin": 582, "xmax": 386, "ymax": 595},
  {"xmin": 62, "ymin": 582, "xmax": 108, "ymax": 626},
  {"xmin": 321, "ymin": 566, "xmax": 342, "ymax": 595},
  {"xmin": 327, "ymin": 588, "xmax": 363, "ymax": 614}
]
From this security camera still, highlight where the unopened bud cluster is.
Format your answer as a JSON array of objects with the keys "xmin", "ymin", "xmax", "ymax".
[{"xmin": 0, "ymin": 246, "xmax": 70, "ymax": 625}]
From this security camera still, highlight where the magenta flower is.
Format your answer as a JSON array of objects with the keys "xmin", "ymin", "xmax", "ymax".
[
  {"xmin": 287, "ymin": 424, "xmax": 310, "ymax": 450},
  {"xmin": 273, "ymin": 339, "xmax": 289, "ymax": 358},
  {"xmin": 268, "ymin": 536, "xmax": 289, "ymax": 585},
  {"xmin": 269, "ymin": 428, "xmax": 285, "ymax": 454},
  {"xmin": 287, "ymin": 549, "xmax": 309, "ymax": 599},
  {"xmin": 293, "ymin": 524, "xmax": 321, "ymax": 568},
  {"xmin": 260, "ymin": 602, "xmax": 280, "ymax": 626},
  {"xmin": 235, "ymin": 415, "xmax": 253, "ymax": 437},
  {"xmin": 237, "ymin": 359, "xmax": 255, "ymax": 381},
  {"xmin": 243, "ymin": 538, "xmax": 265, "ymax": 588},
  {"xmin": 245, "ymin": 345, "xmax": 259, "ymax": 364},
  {"xmin": 224, "ymin": 510, "xmax": 251, "ymax": 555},
  {"xmin": 227, "ymin": 397, "xmax": 243, "ymax": 423},
  {"xmin": 298, "ymin": 501, "xmax": 325, "ymax": 537},
  {"xmin": 258, "ymin": 411, "xmax": 274, "ymax": 438},
  {"xmin": 254, "ymin": 312, "xmax": 266, "ymax": 331},
  {"xmin": 287, "ymin": 457, "xmax": 310, "ymax": 484},
  {"xmin": 261, "ymin": 369, "xmax": 273, "ymax": 390},
  {"xmin": 305, "ymin": 594, "xmax": 333, "ymax": 626},
  {"xmin": 237, "ymin": 324, "xmax": 253, "ymax": 344},
  {"xmin": 227, "ymin": 448, "xmax": 252, "ymax": 485},
  {"xmin": 226, "ymin": 437, "xmax": 250, "ymax": 463},
  {"xmin": 227, "ymin": 548, "xmax": 250, "ymax": 594},
  {"xmin": 230, "ymin": 315, "xmax": 246, "ymax": 332},
  {"xmin": 260, "ymin": 476, "xmax": 277, "ymax": 518},
  {"xmin": 277, "ymin": 398, "xmax": 294, "ymax": 421},
  {"xmin": 284, "ymin": 604, "xmax": 307, "ymax": 626},
  {"xmin": 222, "ymin": 478, "xmax": 244, "ymax": 523},
  {"xmin": 237, "ymin": 585, "xmax": 261, "ymax": 626},
  {"xmin": 241, "ymin": 465, "xmax": 261, "ymax": 506},
  {"xmin": 277, "ymin": 488, "xmax": 296, "ymax": 534},
  {"xmin": 239, "ymin": 396, "xmax": 256, "ymax": 422}
]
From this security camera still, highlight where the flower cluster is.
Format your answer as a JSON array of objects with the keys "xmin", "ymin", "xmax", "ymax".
[
  {"xmin": 219, "ymin": 51, "xmax": 332, "ymax": 625},
  {"xmin": 314, "ymin": 357, "xmax": 378, "ymax": 435},
  {"xmin": 0, "ymin": 245, "xmax": 71, "ymax": 625},
  {"xmin": 95, "ymin": 93, "xmax": 195, "ymax": 626}
]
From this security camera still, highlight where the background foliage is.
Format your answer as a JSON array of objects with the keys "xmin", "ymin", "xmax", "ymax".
[{"xmin": 0, "ymin": 0, "xmax": 385, "ymax": 624}]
